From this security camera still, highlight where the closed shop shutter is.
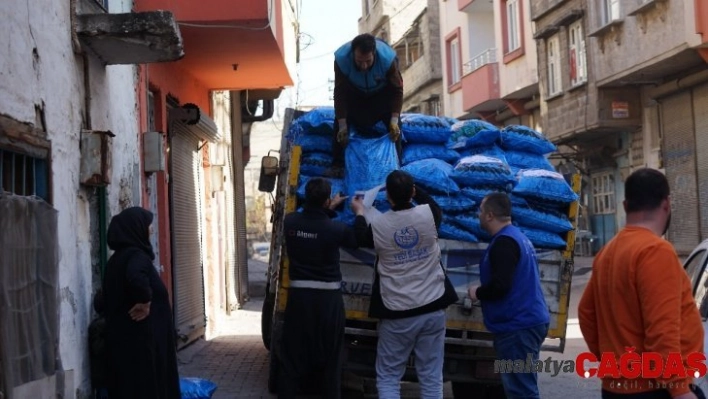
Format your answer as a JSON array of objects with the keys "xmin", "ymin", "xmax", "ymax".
[
  {"xmin": 169, "ymin": 121, "xmax": 206, "ymax": 346},
  {"xmin": 661, "ymin": 90, "xmax": 699, "ymax": 254},
  {"xmin": 693, "ymin": 83, "xmax": 708, "ymax": 242}
]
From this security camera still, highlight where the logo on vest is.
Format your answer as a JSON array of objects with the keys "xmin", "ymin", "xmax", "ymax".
[{"xmin": 394, "ymin": 226, "xmax": 419, "ymax": 249}]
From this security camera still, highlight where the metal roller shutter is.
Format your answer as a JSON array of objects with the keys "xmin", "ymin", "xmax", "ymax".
[
  {"xmin": 169, "ymin": 120, "xmax": 206, "ymax": 346},
  {"xmin": 694, "ymin": 83, "xmax": 708, "ymax": 242},
  {"xmin": 661, "ymin": 90, "xmax": 699, "ymax": 254}
]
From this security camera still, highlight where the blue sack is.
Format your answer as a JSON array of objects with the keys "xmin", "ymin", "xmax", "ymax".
[
  {"xmin": 294, "ymin": 134, "xmax": 333, "ymax": 154},
  {"xmin": 512, "ymin": 169, "xmax": 578, "ymax": 204},
  {"xmin": 180, "ymin": 377, "xmax": 217, "ymax": 399},
  {"xmin": 450, "ymin": 212, "xmax": 492, "ymax": 241},
  {"xmin": 451, "ymin": 155, "xmax": 516, "ymax": 190},
  {"xmin": 292, "ymin": 106, "xmax": 335, "ymax": 133},
  {"xmin": 297, "ymin": 176, "xmax": 345, "ymax": 199},
  {"xmin": 300, "ymin": 152, "xmax": 332, "ymax": 177},
  {"xmin": 517, "ymin": 226, "xmax": 568, "ymax": 250},
  {"xmin": 448, "ymin": 120, "xmax": 500, "ymax": 149},
  {"xmin": 400, "ymin": 113, "xmax": 453, "ymax": 144},
  {"xmin": 504, "ymin": 150, "xmax": 555, "ymax": 172},
  {"xmin": 350, "ymin": 121, "xmax": 389, "ymax": 138},
  {"xmin": 460, "ymin": 186, "xmax": 509, "ymax": 203},
  {"xmin": 344, "ymin": 135, "xmax": 399, "ymax": 196},
  {"xmin": 402, "ymin": 159, "xmax": 460, "ymax": 195},
  {"xmin": 401, "ymin": 144, "xmax": 460, "ymax": 165},
  {"xmin": 500, "ymin": 125, "xmax": 557, "ymax": 155},
  {"xmin": 439, "ymin": 221, "xmax": 479, "ymax": 243},
  {"xmin": 512, "ymin": 205, "xmax": 573, "ymax": 234},
  {"xmin": 458, "ymin": 144, "xmax": 508, "ymax": 163},
  {"xmin": 431, "ymin": 192, "xmax": 476, "ymax": 213}
]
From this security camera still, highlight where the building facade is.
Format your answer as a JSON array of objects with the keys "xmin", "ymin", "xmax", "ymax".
[
  {"xmin": 440, "ymin": 0, "xmax": 541, "ymax": 126},
  {"xmin": 0, "ymin": 0, "xmax": 296, "ymax": 397},
  {"xmin": 359, "ymin": 0, "xmax": 444, "ymax": 115}
]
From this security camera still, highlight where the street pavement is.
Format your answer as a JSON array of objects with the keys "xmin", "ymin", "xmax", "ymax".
[{"xmin": 177, "ymin": 257, "xmax": 602, "ymax": 398}]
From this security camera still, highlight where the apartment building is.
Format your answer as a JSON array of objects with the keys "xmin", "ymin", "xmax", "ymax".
[
  {"xmin": 440, "ymin": 0, "xmax": 541, "ymax": 126},
  {"xmin": 359, "ymin": 0, "xmax": 444, "ymax": 115}
]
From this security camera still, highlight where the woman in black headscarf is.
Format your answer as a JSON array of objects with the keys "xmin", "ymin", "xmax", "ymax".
[{"xmin": 102, "ymin": 206, "xmax": 180, "ymax": 399}]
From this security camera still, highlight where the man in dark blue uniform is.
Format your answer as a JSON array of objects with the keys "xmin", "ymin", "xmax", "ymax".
[
  {"xmin": 278, "ymin": 177, "xmax": 358, "ymax": 399},
  {"xmin": 330, "ymin": 33, "xmax": 404, "ymax": 176}
]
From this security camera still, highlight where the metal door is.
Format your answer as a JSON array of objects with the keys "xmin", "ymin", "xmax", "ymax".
[{"xmin": 661, "ymin": 90, "xmax": 699, "ymax": 254}]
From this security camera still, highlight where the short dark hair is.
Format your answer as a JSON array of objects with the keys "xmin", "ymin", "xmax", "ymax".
[
  {"xmin": 305, "ymin": 177, "xmax": 332, "ymax": 208},
  {"xmin": 386, "ymin": 170, "xmax": 414, "ymax": 206},
  {"xmin": 624, "ymin": 168, "xmax": 670, "ymax": 212},
  {"xmin": 481, "ymin": 192, "xmax": 512, "ymax": 219},
  {"xmin": 351, "ymin": 33, "xmax": 376, "ymax": 54}
]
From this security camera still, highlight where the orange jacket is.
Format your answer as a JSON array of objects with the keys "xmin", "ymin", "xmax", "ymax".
[{"xmin": 578, "ymin": 226, "xmax": 704, "ymax": 397}]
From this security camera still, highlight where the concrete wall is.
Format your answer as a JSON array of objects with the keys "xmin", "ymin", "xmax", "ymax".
[
  {"xmin": 495, "ymin": 0, "xmax": 539, "ymax": 98},
  {"xmin": 359, "ymin": 0, "xmax": 427, "ymax": 44},
  {"xmin": 0, "ymin": 0, "xmax": 139, "ymax": 396},
  {"xmin": 589, "ymin": 0, "xmax": 701, "ymax": 84}
]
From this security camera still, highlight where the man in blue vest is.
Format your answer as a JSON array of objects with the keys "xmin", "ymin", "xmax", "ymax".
[
  {"xmin": 467, "ymin": 192, "xmax": 550, "ymax": 399},
  {"xmin": 330, "ymin": 33, "xmax": 404, "ymax": 176}
]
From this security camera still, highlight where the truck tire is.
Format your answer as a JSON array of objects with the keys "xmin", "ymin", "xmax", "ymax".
[{"xmin": 261, "ymin": 285, "xmax": 274, "ymax": 350}]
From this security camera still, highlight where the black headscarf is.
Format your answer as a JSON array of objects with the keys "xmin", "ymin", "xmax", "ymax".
[{"xmin": 107, "ymin": 206, "xmax": 155, "ymax": 260}]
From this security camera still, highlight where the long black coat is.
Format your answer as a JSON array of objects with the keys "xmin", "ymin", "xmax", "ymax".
[{"xmin": 102, "ymin": 207, "xmax": 180, "ymax": 399}]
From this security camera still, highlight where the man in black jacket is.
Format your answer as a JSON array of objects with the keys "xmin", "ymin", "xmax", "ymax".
[
  {"xmin": 278, "ymin": 177, "xmax": 358, "ymax": 399},
  {"xmin": 350, "ymin": 170, "xmax": 458, "ymax": 398}
]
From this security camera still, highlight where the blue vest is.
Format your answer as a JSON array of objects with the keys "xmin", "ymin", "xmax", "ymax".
[
  {"xmin": 479, "ymin": 225, "xmax": 550, "ymax": 334},
  {"xmin": 334, "ymin": 38, "xmax": 397, "ymax": 94}
]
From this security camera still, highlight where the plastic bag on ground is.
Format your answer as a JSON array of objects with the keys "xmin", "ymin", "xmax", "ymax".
[
  {"xmin": 500, "ymin": 125, "xmax": 557, "ymax": 155},
  {"xmin": 400, "ymin": 113, "xmax": 453, "ymax": 144},
  {"xmin": 517, "ymin": 226, "xmax": 568, "ymax": 250},
  {"xmin": 448, "ymin": 120, "xmax": 500, "ymax": 149},
  {"xmin": 402, "ymin": 144, "xmax": 460, "ymax": 165},
  {"xmin": 344, "ymin": 134, "xmax": 399, "ymax": 196},
  {"xmin": 401, "ymin": 158, "xmax": 460, "ymax": 195},
  {"xmin": 180, "ymin": 377, "xmax": 217, "ymax": 399},
  {"xmin": 451, "ymin": 155, "xmax": 516, "ymax": 190},
  {"xmin": 512, "ymin": 169, "xmax": 578, "ymax": 204}
]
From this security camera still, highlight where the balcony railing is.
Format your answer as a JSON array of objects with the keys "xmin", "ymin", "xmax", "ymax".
[{"xmin": 463, "ymin": 48, "xmax": 497, "ymax": 75}]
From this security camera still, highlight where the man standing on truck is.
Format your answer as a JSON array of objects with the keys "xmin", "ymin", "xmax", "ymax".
[
  {"xmin": 279, "ymin": 177, "xmax": 358, "ymax": 399},
  {"xmin": 578, "ymin": 168, "xmax": 704, "ymax": 399},
  {"xmin": 329, "ymin": 33, "xmax": 404, "ymax": 177},
  {"xmin": 351, "ymin": 170, "xmax": 458, "ymax": 399},
  {"xmin": 467, "ymin": 192, "xmax": 550, "ymax": 399}
]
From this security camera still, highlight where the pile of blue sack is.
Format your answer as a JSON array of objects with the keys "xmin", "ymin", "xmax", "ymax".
[{"xmin": 286, "ymin": 107, "xmax": 578, "ymax": 250}]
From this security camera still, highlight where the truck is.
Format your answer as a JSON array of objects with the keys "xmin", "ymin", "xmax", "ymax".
[{"xmin": 258, "ymin": 108, "xmax": 581, "ymax": 398}]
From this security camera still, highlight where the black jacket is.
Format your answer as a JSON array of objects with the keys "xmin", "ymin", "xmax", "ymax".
[{"xmin": 284, "ymin": 205, "xmax": 358, "ymax": 282}]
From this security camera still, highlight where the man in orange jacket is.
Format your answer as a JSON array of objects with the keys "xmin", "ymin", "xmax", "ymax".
[{"xmin": 578, "ymin": 168, "xmax": 704, "ymax": 399}]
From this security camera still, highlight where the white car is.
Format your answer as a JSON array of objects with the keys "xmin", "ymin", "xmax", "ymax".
[{"xmin": 683, "ymin": 241, "xmax": 708, "ymax": 394}]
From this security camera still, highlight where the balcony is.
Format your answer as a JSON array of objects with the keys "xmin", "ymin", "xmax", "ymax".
[
  {"xmin": 135, "ymin": 0, "xmax": 293, "ymax": 91},
  {"xmin": 461, "ymin": 49, "xmax": 503, "ymax": 113}
]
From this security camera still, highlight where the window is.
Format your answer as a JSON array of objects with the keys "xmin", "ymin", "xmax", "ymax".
[
  {"xmin": 546, "ymin": 35, "xmax": 562, "ymax": 96},
  {"xmin": 568, "ymin": 21, "xmax": 587, "ymax": 86},
  {"xmin": 505, "ymin": 0, "xmax": 521, "ymax": 53},
  {"xmin": 0, "ymin": 149, "xmax": 49, "ymax": 201},
  {"xmin": 601, "ymin": 0, "xmax": 620, "ymax": 25},
  {"xmin": 445, "ymin": 31, "xmax": 462, "ymax": 88},
  {"xmin": 592, "ymin": 172, "xmax": 615, "ymax": 214}
]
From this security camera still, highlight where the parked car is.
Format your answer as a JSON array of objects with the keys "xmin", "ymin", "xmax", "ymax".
[{"xmin": 683, "ymin": 241, "xmax": 708, "ymax": 393}]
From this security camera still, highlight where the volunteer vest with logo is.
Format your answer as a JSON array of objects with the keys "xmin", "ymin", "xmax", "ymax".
[
  {"xmin": 334, "ymin": 38, "xmax": 397, "ymax": 94},
  {"xmin": 479, "ymin": 225, "xmax": 550, "ymax": 334},
  {"xmin": 371, "ymin": 205, "xmax": 444, "ymax": 311}
]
